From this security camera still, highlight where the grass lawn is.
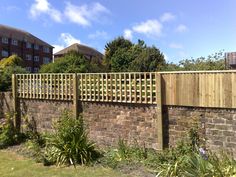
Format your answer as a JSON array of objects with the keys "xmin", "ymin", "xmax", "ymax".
[{"xmin": 0, "ymin": 150, "xmax": 129, "ymax": 177}]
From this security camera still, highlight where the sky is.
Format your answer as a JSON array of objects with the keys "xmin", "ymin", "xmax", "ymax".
[{"xmin": 0, "ymin": 0, "xmax": 235, "ymax": 63}]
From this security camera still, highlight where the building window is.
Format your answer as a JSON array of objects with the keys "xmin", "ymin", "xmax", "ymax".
[
  {"xmin": 34, "ymin": 56, "xmax": 39, "ymax": 62},
  {"xmin": 34, "ymin": 44, "xmax": 39, "ymax": 50},
  {"xmin": 33, "ymin": 67, "xmax": 39, "ymax": 73},
  {"xmin": 43, "ymin": 57, "xmax": 50, "ymax": 64},
  {"xmin": 26, "ymin": 42, "xmax": 32, "ymax": 48},
  {"xmin": 26, "ymin": 54, "xmax": 32, "ymax": 60},
  {"xmin": 43, "ymin": 46, "xmax": 50, "ymax": 53},
  {"xmin": 2, "ymin": 37, "xmax": 8, "ymax": 44},
  {"xmin": 11, "ymin": 39, "xmax": 18, "ymax": 46},
  {"xmin": 1, "ymin": 50, "xmax": 9, "ymax": 57},
  {"xmin": 26, "ymin": 67, "xmax": 32, "ymax": 72}
]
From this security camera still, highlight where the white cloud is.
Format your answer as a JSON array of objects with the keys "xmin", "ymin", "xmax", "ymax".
[
  {"xmin": 132, "ymin": 19, "xmax": 163, "ymax": 38},
  {"xmin": 64, "ymin": 2, "xmax": 109, "ymax": 27},
  {"xmin": 30, "ymin": 0, "xmax": 62, "ymax": 22},
  {"xmin": 169, "ymin": 42, "xmax": 183, "ymax": 49},
  {"xmin": 88, "ymin": 30, "xmax": 108, "ymax": 39},
  {"xmin": 60, "ymin": 33, "xmax": 81, "ymax": 46},
  {"xmin": 123, "ymin": 29, "xmax": 133, "ymax": 40},
  {"xmin": 176, "ymin": 24, "xmax": 188, "ymax": 33},
  {"xmin": 53, "ymin": 33, "xmax": 81, "ymax": 54},
  {"xmin": 160, "ymin": 12, "xmax": 175, "ymax": 22}
]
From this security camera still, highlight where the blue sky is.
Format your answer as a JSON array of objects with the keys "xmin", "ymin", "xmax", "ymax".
[{"xmin": 0, "ymin": 0, "xmax": 235, "ymax": 62}]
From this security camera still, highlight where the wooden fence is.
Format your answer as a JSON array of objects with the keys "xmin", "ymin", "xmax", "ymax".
[{"xmin": 14, "ymin": 70, "xmax": 236, "ymax": 108}]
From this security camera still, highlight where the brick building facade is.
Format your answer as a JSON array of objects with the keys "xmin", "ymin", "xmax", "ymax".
[{"xmin": 0, "ymin": 24, "xmax": 53, "ymax": 72}]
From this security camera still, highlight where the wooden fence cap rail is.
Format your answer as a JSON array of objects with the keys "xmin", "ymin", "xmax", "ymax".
[
  {"xmin": 15, "ymin": 70, "xmax": 236, "ymax": 76},
  {"xmin": 159, "ymin": 70, "xmax": 236, "ymax": 74}
]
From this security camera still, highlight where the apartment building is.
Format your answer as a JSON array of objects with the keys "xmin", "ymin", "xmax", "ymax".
[
  {"xmin": 0, "ymin": 24, "xmax": 53, "ymax": 72},
  {"xmin": 225, "ymin": 52, "xmax": 236, "ymax": 69}
]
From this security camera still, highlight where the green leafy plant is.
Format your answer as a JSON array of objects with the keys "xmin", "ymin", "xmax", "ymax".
[
  {"xmin": 157, "ymin": 151, "xmax": 236, "ymax": 177},
  {"xmin": 44, "ymin": 111, "xmax": 99, "ymax": 166},
  {"xmin": 100, "ymin": 139, "xmax": 148, "ymax": 168},
  {"xmin": 0, "ymin": 112, "xmax": 25, "ymax": 148}
]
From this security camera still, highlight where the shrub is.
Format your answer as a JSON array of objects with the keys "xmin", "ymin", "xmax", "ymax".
[
  {"xmin": 156, "ymin": 151, "xmax": 236, "ymax": 177},
  {"xmin": 0, "ymin": 113, "xmax": 25, "ymax": 148},
  {"xmin": 0, "ymin": 66, "xmax": 27, "ymax": 91},
  {"xmin": 100, "ymin": 139, "xmax": 148, "ymax": 169},
  {"xmin": 44, "ymin": 111, "xmax": 99, "ymax": 166}
]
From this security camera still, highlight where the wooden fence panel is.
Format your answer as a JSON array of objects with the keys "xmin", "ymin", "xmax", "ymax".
[
  {"xmin": 161, "ymin": 71, "xmax": 236, "ymax": 108},
  {"xmin": 77, "ymin": 72, "xmax": 157, "ymax": 104},
  {"xmin": 16, "ymin": 74, "xmax": 74, "ymax": 101}
]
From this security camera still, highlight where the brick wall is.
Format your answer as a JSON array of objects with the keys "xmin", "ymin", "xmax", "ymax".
[
  {"xmin": 20, "ymin": 99, "xmax": 73, "ymax": 132},
  {"xmin": 0, "ymin": 92, "xmax": 236, "ymax": 156},
  {"xmin": 0, "ymin": 92, "xmax": 13, "ymax": 119},
  {"xmin": 81, "ymin": 102, "xmax": 158, "ymax": 149},
  {"xmin": 163, "ymin": 106, "xmax": 236, "ymax": 157}
]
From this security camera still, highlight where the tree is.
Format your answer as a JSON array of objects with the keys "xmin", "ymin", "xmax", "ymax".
[
  {"xmin": 164, "ymin": 51, "xmax": 225, "ymax": 71},
  {"xmin": 129, "ymin": 45, "xmax": 165, "ymax": 72},
  {"xmin": 0, "ymin": 55, "xmax": 23, "ymax": 69},
  {"xmin": 104, "ymin": 37, "xmax": 133, "ymax": 71},
  {"xmin": 104, "ymin": 38, "xmax": 166, "ymax": 72},
  {"xmin": 40, "ymin": 51, "xmax": 104, "ymax": 73},
  {"xmin": 0, "ymin": 55, "xmax": 27, "ymax": 91}
]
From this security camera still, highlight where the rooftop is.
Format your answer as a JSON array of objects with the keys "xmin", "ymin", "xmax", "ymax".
[
  {"xmin": 0, "ymin": 24, "xmax": 53, "ymax": 47},
  {"xmin": 54, "ymin": 43, "xmax": 103, "ymax": 58}
]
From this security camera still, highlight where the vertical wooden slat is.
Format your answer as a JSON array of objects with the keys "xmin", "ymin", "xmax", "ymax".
[
  {"xmin": 73, "ymin": 73, "xmax": 78, "ymax": 118},
  {"xmin": 106, "ymin": 73, "xmax": 108, "ymax": 102},
  {"xmin": 65, "ymin": 75, "xmax": 68, "ymax": 100},
  {"xmin": 114, "ymin": 74, "xmax": 117, "ymax": 101},
  {"xmin": 119, "ymin": 74, "xmax": 122, "ymax": 102},
  {"xmin": 144, "ymin": 73, "xmax": 147, "ymax": 103},
  {"xmin": 61, "ymin": 74, "xmax": 64, "ymax": 100},
  {"xmin": 18, "ymin": 75, "xmax": 21, "ymax": 98},
  {"xmin": 129, "ymin": 73, "xmax": 132, "ymax": 103},
  {"xmin": 93, "ymin": 74, "xmax": 95, "ymax": 101},
  {"xmin": 110, "ymin": 74, "xmax": 112, "ymax": 101},
  {"xmin": 12, "ymin": 74, "xmax": 20, "ymax": 131},
  {"xmin": 139, "ymin": 73, "xmax": 142, "ymax": 103},
  {"xmin": 88, "ymin": 74, "xmax": 91, "ymax": 101},
  {"xmin": 33, "ymin": 74, "xmax": 35, "ymax": 99},
  {"xmin": 156, "ymin": 73, "xmax": 163, "ymax": 150},
  {"xmin": 28, "ymin": 74, "xmax": 31, "ymax": 99},
  {"xmin": 134, "ymin": 74, "xmax": 137, "ymax": 103},
  {"xmin": 84, "ymin": 74, "xmax": 87, "ymax": 101},
  {"xmin": 100, "ymin": 74, "xmax": 103, "ymax": 101},
  {"xmin": 98, "ymin": 74, "xmax": 100, "ymax": 101},
  {"xmin": 35, "ymin": 74, "xmax": 38, "ymax": 99},
  {"xmin": 77, "ymin": 74, "xmax": 81, "ymax": 100},
  {"xmin": 150, "ymin": 73, "xmax": 153, "ymax": 104},
  {"xmin": 124, "ymin": 74, "xmax": 127, "ymax": 102}
]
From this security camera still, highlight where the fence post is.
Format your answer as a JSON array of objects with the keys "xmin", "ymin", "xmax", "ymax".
[
  {"xmin": 73, "ymin": 73, "xmax": 79, "ymax": 118},
  {"xmin": 12, "ymin": 74, "xmax": 20, "ymax": 131},
  {"xmin": 156, "ymin": 73, "xmax": 163, "ymax": 150}
]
